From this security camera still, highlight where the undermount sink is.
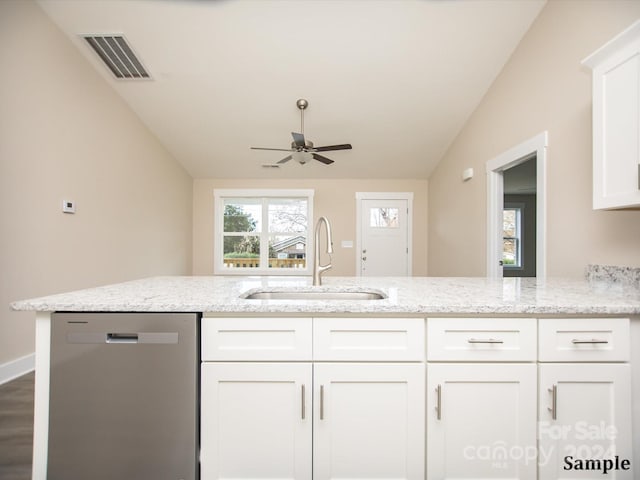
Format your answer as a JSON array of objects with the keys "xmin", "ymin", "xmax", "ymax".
[{"xmin": 241, "ymin": 289, "xmax": 387, "ymax": 301}]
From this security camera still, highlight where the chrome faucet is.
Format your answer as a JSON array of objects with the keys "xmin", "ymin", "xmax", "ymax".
[{"xmin": 313, "ymin": 216, "xmax": 334, "ymax": 286}]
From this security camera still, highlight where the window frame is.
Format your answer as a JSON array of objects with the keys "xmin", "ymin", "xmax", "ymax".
[
  {"xmin": 503, "ymin": 203, "xmax": 524, "ymax": 270},
  {"xmin": 214, "ymin": 189, "xmax": 314, "ymax": 275}
]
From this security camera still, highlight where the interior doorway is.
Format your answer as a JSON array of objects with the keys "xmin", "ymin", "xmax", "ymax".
[
  {"xmin": 486, "ymin": 132, "xmax": 547, "ymax": 279},
  {"xmin": 503, "ymin": 156, "xmax": 537, "ymax": 277}
]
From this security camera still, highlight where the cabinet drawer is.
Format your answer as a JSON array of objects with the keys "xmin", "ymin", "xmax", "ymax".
[
  {"xmin": 313, "ymin": 318, "xmax": 424, "ymax": 361},
  {"xmin": 538, "ymin": 318, "xmax": 629, "ymax": 362},
  {"xmin": 201, "ymin": 317, "xmax": 312, "ymax": 361},
  {"xmin": 427, "ymin": 318, "xmax": 536, "ymax": 361}
]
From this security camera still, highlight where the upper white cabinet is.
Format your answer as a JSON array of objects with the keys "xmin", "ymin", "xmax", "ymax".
[{"xmin": 583, "ymin": 20, "xmax": 640, "ymax": 209}]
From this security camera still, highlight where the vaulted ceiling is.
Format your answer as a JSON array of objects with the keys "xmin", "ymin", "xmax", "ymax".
[{"xmin": 37, "ymin": 0, "xmax": 546, "ymax": 179}]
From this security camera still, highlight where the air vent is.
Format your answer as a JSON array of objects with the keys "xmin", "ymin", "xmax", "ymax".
[{"xmin": 82, "ymin": 35, "xmax": 150, "ymax": 79}]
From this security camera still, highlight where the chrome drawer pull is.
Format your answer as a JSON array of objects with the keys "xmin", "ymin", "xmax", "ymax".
[
  {"xmin": 571, "ymin": 338, "xmax": 609, "ymax": 344},
  {"xmin": 320, "ymin": 385, "xmax": 324, "ymax": 420},
  {"xmin": 467, "ymin": 338, "xmax": 504, "ymax": 344},
  {"xmin": 301, "ymin": 384, "xmax": 306, "ymax": 420},
  {"xmin": 548, "ymin": 385, "xmax": 557, "ymax": 420},
  {"xmin": 436, "ymin": 384, "xmax": 442, "ymax": 420}
]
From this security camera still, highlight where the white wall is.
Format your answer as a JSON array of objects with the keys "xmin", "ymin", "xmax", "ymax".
[
  {"xmin": 193, "ymin": 178, "xmax": 428, "ymax": 276},
  {"xmin": 428, "ymin": 0, "xmax": 640, "ymax": 277},
  {"xmin": 0, "ymin": 0, "xmax": 193, "ymax": 369}
]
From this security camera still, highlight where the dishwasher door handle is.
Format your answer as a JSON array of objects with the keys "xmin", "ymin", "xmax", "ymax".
[
  {"xmin": 107, "ymin": 333, "xmax": 139, "ymax": 343},
  {"xmin": 67, "ymin": 332, "xmax": 179, "ymax": 344}
]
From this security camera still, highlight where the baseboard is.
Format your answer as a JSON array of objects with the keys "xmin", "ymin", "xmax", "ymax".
[{"xmin": 0, "ymin": 353, "xmax": 35, "ymax": 385}]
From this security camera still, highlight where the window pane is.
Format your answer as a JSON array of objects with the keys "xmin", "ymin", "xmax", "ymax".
[
  {"xmin": 223, "ymin": 234, "xmax": 260, "ymax": 268},
  {"xmin": 503, "ymin": 238, "xmax": 517, "ymax": 265},
  {"xmin": 370, "ymin": 208, "xmax": 399, "ymax": 228},
  {"xmin": 269, "ymin": 235, "xmax": 307, "ymax": 269},
  {"xmin": 503, "ymin": 209, "xmax": 516, "ymax": 237},
  {"xmin": 224, "ymin": 200, "xmax": 261, "ymax": 233},
  {"xmin": 268, "ymin": 198, "xmax": 307, "ymax": 233},
  {"xmin": 503, "ymin": 207, "xmax": 521, "ymax": 268}
]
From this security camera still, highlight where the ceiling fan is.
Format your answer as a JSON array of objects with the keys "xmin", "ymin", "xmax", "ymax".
[{"xmin": 251, "ymin": 99, "xmax": 352, "ymax": 166}]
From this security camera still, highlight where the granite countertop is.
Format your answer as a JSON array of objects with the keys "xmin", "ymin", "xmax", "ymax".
[{"xmin": 10, "ymin": 275, "xmax": 640, "ymax": 315}]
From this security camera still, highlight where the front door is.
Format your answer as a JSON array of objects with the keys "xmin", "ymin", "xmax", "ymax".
[{"xmin": 359, "ymin": 198, "xmax": 409, "ymax": 276}]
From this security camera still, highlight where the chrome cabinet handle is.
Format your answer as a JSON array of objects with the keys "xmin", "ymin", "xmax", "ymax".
[
  {"xmin": 320, "ymin": 385, "xmax": 324, "ymax": 420},
  {"xmin": 548, "ymin": 385, "xmax": 557, "ymax": 420},
  {"xmin": 571, "ymin": 338, "xmax": 609, "ymax": 344},
  {"xmin": 467, "ymin": 338, "xmax": 504, "ymax": 344},
  {"xmin": 436, "ymin": 384, "xmax": 442, "ymax": 420},
  {"xmin": 301, "ymin": 384, "xmax": 306, "ymax": 420}
]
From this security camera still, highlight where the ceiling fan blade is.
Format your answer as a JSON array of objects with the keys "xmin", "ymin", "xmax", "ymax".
[
  {"xmin": 277, "ymin": 155, "xmax": 293, "ymax": 164},
  {"xmin": 312, "ymin": 153, "xmax": 334, "ymax": 165},
  {"xmin": 251, "ymin": 147, "xmax": 294, "ymax": 152},
  {"xmin": 313, "ymin": 144, "xmax": 353, "ymax": 152},
  {"xmin": 291, "ymin": 132, "xmax": 306, "ymax": 148}
]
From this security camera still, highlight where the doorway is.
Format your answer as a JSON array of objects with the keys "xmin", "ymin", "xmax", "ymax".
[
  {"xmin": 356, "ymin": 193, "xmax": 413, "ymax": 276},
  {"xmin": 486, "ymin": 132, "xmax": 547, "ymax": 279},
  {"xmin": 503, "ymin": 157, "xmax": 537, "ymax": 277}
]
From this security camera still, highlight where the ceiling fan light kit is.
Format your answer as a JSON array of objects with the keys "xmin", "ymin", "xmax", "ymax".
[{"xmin": 251, "ymin": 99, "xmax": 352, "ymax": 166}]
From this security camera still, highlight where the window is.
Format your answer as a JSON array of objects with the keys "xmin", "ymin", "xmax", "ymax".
[
  {"xmin": 214, "ymin": 189, "xmax": 314, "ymax": 275},
  {"xmin": 503, "ymin": 206, "xmax": 522, "ymax": 268},
  {"xmin": 369, "ymin": 207, "xmax": 399, "ymax": 228}
]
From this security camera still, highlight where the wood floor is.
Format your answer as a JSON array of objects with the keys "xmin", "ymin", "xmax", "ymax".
[{"xmin": 0, "ymin": 372, "xmax": 34, "ymax": 480}]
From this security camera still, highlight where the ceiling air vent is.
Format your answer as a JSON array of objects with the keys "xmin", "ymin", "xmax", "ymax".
[{"xmin": 82, "ymin": 35, "xmax": 150, "ymax": 79}]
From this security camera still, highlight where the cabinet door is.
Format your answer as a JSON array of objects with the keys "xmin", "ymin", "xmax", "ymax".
[
  {"xmin": 589, "ymin": 31, "xmax": 640, "ymax": 209},
  {"xmin": 201, "ymin": 362, "xmax": 312, "ymax": 480},
  {"xmin": 427, "ymin": 363, "xmax": 537, "ymax": 479},
  {"xmin": 538, "ymin": 364, "xmax": 633, "ymax": 479},
  {"xmin": 313, "ymin": 363, "xmax": 425, "ymax": 480}
]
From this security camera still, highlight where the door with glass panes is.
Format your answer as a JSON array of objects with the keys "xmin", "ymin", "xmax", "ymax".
[{"xmin": 359, "ymin": 198, "xmax": 409, "ymax": 276}]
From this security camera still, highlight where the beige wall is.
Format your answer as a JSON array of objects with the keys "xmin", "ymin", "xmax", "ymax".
[
  {"xmin": 0, "ymin": 1, "xmax": 193, "ymax": 367},
  {"xmin": 428, "ymin": 0, "xmax": 640, "ymax": 277},
  {"xmin": 193, "ymin": 178, "xmax": 428, "ymax": 276}
]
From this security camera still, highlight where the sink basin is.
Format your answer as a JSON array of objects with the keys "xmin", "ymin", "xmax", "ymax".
[{"xmin": 241, "ymin": 289, "xmax": 386, "ymax": 301}]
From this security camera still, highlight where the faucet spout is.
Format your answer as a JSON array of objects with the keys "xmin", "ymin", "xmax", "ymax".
[{"xmin": 313, "ymin": 216, "xmax": 334, "ymax": 286}]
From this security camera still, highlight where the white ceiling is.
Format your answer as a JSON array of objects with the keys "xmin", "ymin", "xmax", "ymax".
[{"xmin": 37, "ymin": 0, "xmax": 546, "ymax": 179}]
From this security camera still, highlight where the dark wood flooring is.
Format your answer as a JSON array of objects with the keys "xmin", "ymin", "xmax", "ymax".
[{"xmin": 0, "ymin": 372, "xmax": 34, "ymax": 480}]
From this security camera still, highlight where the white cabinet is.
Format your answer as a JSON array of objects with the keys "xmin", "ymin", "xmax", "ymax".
[
  {"xmin": 583, "ymin": 20, "xmax": 640, "ymax": 209},
  {"xmin": 538, "ymin": 364, "xmax": 633, "ymax": 479},
  {"xmin": 427, "ymin": 317, "xmax": 537, "ymax": 362},
  {"xmin": 200, "ymin": 362, "xmax": 312, "ymax": 479},
  {"xmin": 537, "ymin": 318, "xmax": 633, "ymax": 479},
  {"xmin": 426, "ymin": 363, "xmax": 537, "ymax": 479},
  {"xmin": 314, "ymin": 363, "xmax": 425, "ymax": 480},
  {"xmin": 200, "ymin": 316, "xmax": 425, "ymax": 480},
  {"xmin": 427, "ymin": 315, "xmax": 538, "ymax": 479}
]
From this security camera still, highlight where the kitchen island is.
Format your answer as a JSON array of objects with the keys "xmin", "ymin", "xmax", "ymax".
[
  {"xmin": 12, "ymin": 274, "xmax": 640, "ymax": 315},
  {"xmin": 12, "ymin": 275, "xmax": 640, "ymax": 479}
]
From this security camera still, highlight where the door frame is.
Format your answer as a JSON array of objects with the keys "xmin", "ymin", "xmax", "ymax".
[
  {"xmin": 355, "ymin": 192, "xmax": 413, "ymax": 276},
  {"xmin": 486, "ymin": 131, "xmax": 547, "ymax": 279}
]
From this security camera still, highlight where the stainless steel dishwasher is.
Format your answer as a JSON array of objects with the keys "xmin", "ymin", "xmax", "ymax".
[{"xmin": 48, "ymin": 312, "xmax": 199, "ymax": 480}]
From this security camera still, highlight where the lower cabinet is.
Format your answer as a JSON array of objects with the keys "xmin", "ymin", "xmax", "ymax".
[
  {"xmin": 200, "ymin": 362, "xmax": 313, "ymax": 479},
  {"xmin": 200, "ymin": 362, "xmax": 425, "ymax": 480},
  {"xmin": 538, "ymin": 364, "xmax": 633, "ymax": 480},
  {"xmin": 313, "ymin": 363, "xmax": 425, "ymax": 480},
  {"xmin": 200, "ymin": 316, "xmax": 634, "ymax": 479},
  {"xmin": 426, "ymin": 363, "xmax": 538, "ymax": 479}
]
